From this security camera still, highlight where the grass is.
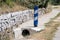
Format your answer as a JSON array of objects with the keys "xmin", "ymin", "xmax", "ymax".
[{"xmin": 0, "ymin": 3, "xmax": 28, "ymax": 15}]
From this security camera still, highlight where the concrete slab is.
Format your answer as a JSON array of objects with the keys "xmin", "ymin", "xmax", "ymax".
[
  {"xmin": 13, "ymin": 27, "xmax": 24, "ymax": 39},
  {"xmin": 31, "ymin": 26, "xmax": 45, "ymax": 32}
]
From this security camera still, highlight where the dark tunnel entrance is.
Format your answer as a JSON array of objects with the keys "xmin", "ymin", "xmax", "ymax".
[{"xmin": 22, "ymin": 29, "xmax": 30, "ymax": 37}]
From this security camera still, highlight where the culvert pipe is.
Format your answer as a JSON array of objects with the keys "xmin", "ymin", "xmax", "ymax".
[
  {"xmin": 22, "ymin": 29, "xmax": 30, "ymax": 37},
  {"xmin": 13, "ymin": 27, "xmax": 39, "ymax": 40}
]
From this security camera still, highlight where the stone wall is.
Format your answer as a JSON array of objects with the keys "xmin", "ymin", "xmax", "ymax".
[
  {"xmin": 0, "ymin": 9, "xmax": 45, "ymax": 40},
  {"xmin": 0, "ymin": 10, "xmax": 32, "ymax": 31},
  {"xmin": 0, "ymin": 9, "xmax": 45, "ymax": 32}
]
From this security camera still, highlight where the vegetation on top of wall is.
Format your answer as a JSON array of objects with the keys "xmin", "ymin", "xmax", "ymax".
[
  {"xmin": 50, "ymin": 0, "xmax": 60, "ymax": 5},
  {"xmin": 0, "ymin": 0, "xmax": 60, "ymax": 9}
]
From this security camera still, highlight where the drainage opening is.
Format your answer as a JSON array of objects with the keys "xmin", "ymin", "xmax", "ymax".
[{"xmin": 22, "ymin": 29, "xmax": 30, "ymax": 37}]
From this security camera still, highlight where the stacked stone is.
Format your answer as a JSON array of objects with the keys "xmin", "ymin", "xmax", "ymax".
[
  {"xmin": 0, "ymin": 10, "xmax": 33, "ymax": 31},
  {"xmin": 0, "ymin": 9, "xmax": 44, "ymax": 32}
]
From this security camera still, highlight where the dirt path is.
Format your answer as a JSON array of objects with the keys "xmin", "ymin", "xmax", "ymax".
[
  {"xmin": 53, "ymin": 27, "xmax": 60, "ymax": 40},
  {"xmin": 53, "ymin": 16, "xmax": 60, "ymax": 40},
  {"xmin": 13, "ymin": 9, "xmax": 60, "ymax": 40}
]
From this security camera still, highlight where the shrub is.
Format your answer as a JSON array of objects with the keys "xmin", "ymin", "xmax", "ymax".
[
  {"xmin": 50, "ymin": 0, "xmax": 60, "ymax": 5},
  {"xmin": 5, "ymin": 0, "xmax": 14, "ymax": 8}
]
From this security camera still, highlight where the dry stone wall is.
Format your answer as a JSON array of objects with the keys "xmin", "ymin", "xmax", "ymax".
[
  {"xmin": 0, "ymin": 8, "xmax": 45, "ymax": 40},
  {"xmin": 0, "ymin": 9, "xmax": 45, "ymax": 32}
]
